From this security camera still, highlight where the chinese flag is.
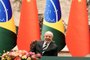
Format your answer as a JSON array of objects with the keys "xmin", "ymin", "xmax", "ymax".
[
  {"xmin": 66, "ymin": 0, "xmax": 89, "ymax": 56},
  {"xmin": 17, "ymin": 0, "xmax": 40, "ymax": 51}
]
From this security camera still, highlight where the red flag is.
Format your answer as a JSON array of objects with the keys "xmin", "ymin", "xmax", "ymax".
[
  {"xmin": 66, "ymin": 0, "xmax": 89, "ymax": 56},
  {"xmin": 17, "ymin": 0, "xmax": 40, "ymax": 51}
]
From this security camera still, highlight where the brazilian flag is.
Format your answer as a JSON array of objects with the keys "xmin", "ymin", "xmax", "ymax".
[
  {"xmin": 41, "ymin": 0, "xmax": 65, "ymax": 51},
  {"xmin": 0, "ymin": 0, "xmax": 16, "ymax": 55}
]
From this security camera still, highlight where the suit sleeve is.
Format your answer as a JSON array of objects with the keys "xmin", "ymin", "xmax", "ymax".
[
  {"xmin": 54, "ymin": 46, "xmax": 58, "ymax": 56},
  {"xmin": 52, "ymin": 43, "xmax": 58, "ymax": 56},
  {"xmin": 30, "ymin": 41, "xmax": 37, "ymax": 53}
]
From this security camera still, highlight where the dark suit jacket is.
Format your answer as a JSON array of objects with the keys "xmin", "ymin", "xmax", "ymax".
[{"xmin": 30, "ymin": 40, "xmax": 58, "ymax": 56}]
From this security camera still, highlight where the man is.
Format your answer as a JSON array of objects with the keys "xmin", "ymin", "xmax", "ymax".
[{"xmin": 30, "ymin": 31, "xmax": 58, "ymax": 56}]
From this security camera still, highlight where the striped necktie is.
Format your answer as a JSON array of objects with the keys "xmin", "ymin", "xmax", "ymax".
[{"xmin": 43, "ymin": 42, "xmax": 48, "ymax": 50}]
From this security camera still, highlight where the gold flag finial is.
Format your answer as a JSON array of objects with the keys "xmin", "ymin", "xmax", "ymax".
[
  {"xmin": 78, "ymin": 0, "xmax": 81, "ymax": 2},
  {"xmin": 27, "ymin": 0, "xmax": 31, "ymax": 2}
]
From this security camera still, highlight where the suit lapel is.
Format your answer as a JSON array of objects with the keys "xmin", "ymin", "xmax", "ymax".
[
  {"xmin": 45, "ymin": 42, "xmax": 53, "ymax": 51},
  {"xmin": 37, "ymin": 40, "xmax": 44, "ymax": 46},
  {"xmin": 39, "ymin": 41, "xmax": 44, "ymax": 50}
]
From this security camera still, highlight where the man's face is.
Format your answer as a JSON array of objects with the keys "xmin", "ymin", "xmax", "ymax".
[{"xmin": 44, "ymin": 34, "xmax": 53, "ymax": 41}]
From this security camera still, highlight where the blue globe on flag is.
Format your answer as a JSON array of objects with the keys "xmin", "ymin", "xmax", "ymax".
[
  {"xmin": 0, "ymin": 0, "xmax": 12, "ymax": 22},
  {"xmin": 44, "ymin": 0, "xmax": 61, "ymax": 23}
]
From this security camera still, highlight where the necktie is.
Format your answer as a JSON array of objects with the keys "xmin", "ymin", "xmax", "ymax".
[
  {"xmin": 43, "ymin": 42, "xmax": 48, "ymax": 50},
  {"xmin": 42, "ymin": 42, "xmax": 48, "ymax": 54}
]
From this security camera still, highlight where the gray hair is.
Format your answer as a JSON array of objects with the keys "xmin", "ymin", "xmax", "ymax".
[{"xmin": 44, "ymin": 31, "xmax": 53, "ymax": 37}]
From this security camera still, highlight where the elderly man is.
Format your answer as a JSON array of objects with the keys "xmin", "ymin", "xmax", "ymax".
[{"xmin": 30, "ymin": 31, "xmax": 58, "ymax": 56}]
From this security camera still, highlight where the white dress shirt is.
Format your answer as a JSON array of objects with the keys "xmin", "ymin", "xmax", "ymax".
[{"xmin": 42, "ymin": 41, "xmax": 51, "ymax": 50}]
